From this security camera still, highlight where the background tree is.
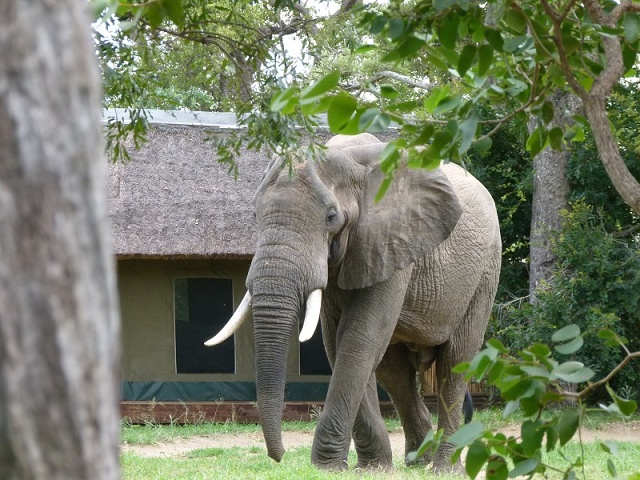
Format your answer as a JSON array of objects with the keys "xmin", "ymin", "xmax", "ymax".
[{"xmin": 0, "ymin": 1, "xmax": 120, "ymax": 478}]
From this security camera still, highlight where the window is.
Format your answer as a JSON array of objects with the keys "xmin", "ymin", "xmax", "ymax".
[
  {"xmin": 299, "ymin": 325, "xmax": 332, "ymax": 376},
  {"xmin": 174, "ymin": 278, "xmax": 235, "ymax": 374}
]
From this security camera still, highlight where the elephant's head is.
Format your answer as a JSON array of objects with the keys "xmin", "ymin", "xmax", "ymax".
[{"xmin": 206, "ymin": 133, "xmax": 462, "ymax": 462}]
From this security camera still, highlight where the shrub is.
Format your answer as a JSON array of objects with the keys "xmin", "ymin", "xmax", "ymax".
[{"xmin": 490, "ymin": 201, "xmax": 640, "ymax": 402}]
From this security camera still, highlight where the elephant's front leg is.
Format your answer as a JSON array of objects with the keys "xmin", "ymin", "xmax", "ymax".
[
  {"xmin": 312, "ymin": 268, "xmax": 412, "ymax": 470},
  {"xmin": 351, "ymin": 373, "xmax": 392, "ymax": 469}
]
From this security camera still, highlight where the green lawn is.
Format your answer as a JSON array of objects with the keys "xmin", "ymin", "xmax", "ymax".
[{"xmin": 121, "ymin": 410, "xmax": 640, "ymax": 479}]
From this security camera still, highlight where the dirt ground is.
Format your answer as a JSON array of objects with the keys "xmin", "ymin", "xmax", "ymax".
[{"xmin": 123, "ymin": 421, "xmax": 640, "ymax": 458}]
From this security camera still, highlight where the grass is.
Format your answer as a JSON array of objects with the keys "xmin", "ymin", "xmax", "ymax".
[{"xmin": 121, "ymin": 409, "xmax": 640, "ymax": 479}]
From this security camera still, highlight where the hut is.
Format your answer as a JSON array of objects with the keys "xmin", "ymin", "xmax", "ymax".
[{"xmin": 109, "ymin": 110, "xmax": 340, "ymax": 423}]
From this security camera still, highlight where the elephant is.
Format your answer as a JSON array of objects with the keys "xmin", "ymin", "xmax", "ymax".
[{"xmin": 206, "ymin": 133, "xmax": 501, "ymax": 472}]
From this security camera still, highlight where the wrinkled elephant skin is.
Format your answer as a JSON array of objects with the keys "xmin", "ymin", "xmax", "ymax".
[{"xmin": 210, "ymin": 133, "xmax": 501, "ymax": 472}]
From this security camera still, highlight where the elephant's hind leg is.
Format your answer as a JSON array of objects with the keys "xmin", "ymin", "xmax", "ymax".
[
  {"xmin": 433, "ymin": 272, "xmax": 497, "ymax": 473},
  {"xmin": 377, "ymin": 343, "xmax": 434, "ymax": 466}
]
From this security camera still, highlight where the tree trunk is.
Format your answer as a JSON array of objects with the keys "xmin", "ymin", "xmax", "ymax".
[
  {"xmin": 0, "ymin": 2, "xmax": 121, "ymax": 479},
  {"xmin": 529, "ymin": 92, "xmax": 579, "ymax": 302}
]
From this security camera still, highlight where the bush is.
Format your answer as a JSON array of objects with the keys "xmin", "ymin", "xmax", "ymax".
[{"xmin": 490, "ymin": 201, "xmax": 640, "ymax": 402}]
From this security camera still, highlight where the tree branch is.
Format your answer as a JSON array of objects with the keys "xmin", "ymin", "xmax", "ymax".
[
  {"xmin": 369, "ymin": 71, "xmax": 436, "ymax": 91},
  {"xmin": 583, "ymin": 0, "xmax": 627, "ymax": 98},
  {"xmin": 612, "ymin": 223, "xmax": 640, "ymax": 238},
  {"xmin": 540, "ymin": 0, "xmax": 587, "ymax": 98},
  {"xmin": 564, "ymin": 351, "xmax": 640, "ymax": 400}
]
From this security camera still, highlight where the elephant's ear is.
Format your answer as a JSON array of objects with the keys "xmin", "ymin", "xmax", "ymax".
[{"xmin": 337, "ymin": 144, "xmax": 463, "ymax": 290}]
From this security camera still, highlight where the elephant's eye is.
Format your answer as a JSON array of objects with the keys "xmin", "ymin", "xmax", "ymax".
[{"xmin": 326, "ymin": 208, "xmax": 338, "ymax": 223}]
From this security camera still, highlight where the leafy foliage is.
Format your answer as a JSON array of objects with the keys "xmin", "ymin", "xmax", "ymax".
[
  {"xmin": 413, "ymin": 325, "xmax": 639, "ymax": 479},
  {"xmin": 491, "ymin": 202, "xmax": 640, "ymax": 402}
]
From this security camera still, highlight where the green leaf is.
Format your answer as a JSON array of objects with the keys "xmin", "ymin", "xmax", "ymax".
[
  {"xmin": 541, "ymin": 101, "xmax": 555, "ymax": 124},
  {"xmin": 504, "ymin": 8, "xmax": 527, "ymax": 33},
  {"xmin": 552, "ymin": 324, "xmax": 581, "ymax": 343},
  {"xmin": 424, "ymin": 85, "xmax": 450, "ymax": 113},
  {"xmin": 546, "ymin": 424, "xmax": 558, "ymax": 452},
  {"xmin": 466, "ymin": 442, "xmax": 490, "ymax": 479},
  {"xmin": 509, "ymin": 458, "xmax": 539, "ymax": 478},
  {"xmin": 486, "ymin": 338, "xmax": 508, "ymax": 353},
  {"xmin": 406, "ymin": 429, "xmax": 441, "ymax": 462},
  {"xmin": 554, "ymin": 336, "xmax": 584, "ymax": 355},
  {"xmin": 396, "ymin": 36, "xmax": 426, "ymax": 59},
  {"xmin": 458, "ymin": 45, "xmax": 477, "ymax": 76},
  {"xmin": 607, "ymin": 458, "xmax": 617, "ymax": 477},
  {"xmin": 354, "ymin": 44, "xmax": 377, "ymax": 54},
  {"xmin": 448, "ymin": 422, "xmax": 485, "ymax": 448},
  {"xmin": 452, "ymin": 362, "xmax": 470, "ymax": 374},
  {"xmin": 375, "ymin": 175, "xmax": 394, "ymax": 203},
  {"xmin": 526, "ymin": 126, "xmax": 548, "ymax": 157},
  {"xmin": 426, "ymin": 130, "xmax": 454, "ymax": 161},
  {"xmin": 434, "ymin": 0, "xmax": 456, "ymax": 11},
  {"xmin": 598, "ymin": 328, "xmax": 628, "ymax": 347},
  {"xmin": 145, "ymin": 2, "xmax": 165, "ymax": 28},
  {"xmin": 521, "ymin": 420, "xmax": 544, "ymax": 455},
  {"xmin": 528, "ymin": 343, "xmax": 551, "ymax": 359},
  {"xmin": 300, "ymin": 71, "xmax": 340, "ymax": 105},
  {"xmin": 558, "ymin": 407, "xmax": 581, "ymax": 446},
  {"xmin": 520, "ymin": 366, "xmax": 551, "ymax": 379},
  {"xmin": 410, "ymin": 124, "xmax": 435, "ymax": 147},
  {"xmin": 473, "ymin": 136, "xmax": 492, "ymax": 156},
  {"xmin": 477, "ymin": 44, "xmax": 494, "ymax": 76},
  {"xmin": 388, "ymin": 17, "xmax": 406, "ymax": 40},
  {"xmin": 91, "ymin": 0, "xmax": 114, "ymax": 20},
  {"xmin": 434, "ymin": 95, "xmax": 463, "ymax": 114},
  {"xmin": 380, "ymin": 84, "xmax": 399, "ymax": 99},
  {"xmin": 162, "ymin": 0, "xmax": 184, "ymax": 27},
  {"xmin": 607, "ymin": 385, "xmax": 638, "ymax": 417},
  {"xmin": 358, "ymin": 109, "xmax": 391, "ymax": 133},
  {"xmin": 369, "ymin": 15, "xmax": 388, "ymax": 35},
  {"xmin": 623, "ymin": 43, "xmax": 638, "ymax": 71},
  {"xmin": 387, "ymin": 100, "xmax": 417, "ymax": 113},
  {"xmin": 623, "ymin": 13, "xmax": 640, "ymax": 43},
  {"xmin": 503, "ymin": 35, "xmax": 533, "ymax": 54},
  {"xmin": 327, "ymin": 95, "xmax": 358, "ymax": 133},
  {"xmin": 549, "ymin": 127, "xmax": 564, "ymax": 150},
  {"xmin": 485, "ymin": 28, "xmax": 504, "ymax": 51},
  {"xmin": 552, "ymin": 361, "xmax": 595, "ymax": 383},
  {"xmin": 438, "ymin": 14, "xmax": 460, "ymax": 49},
  {"xmin": 599, "ymin": 440, "xmax": 619, "ymax": 455},
  {"xmin": 270, "ymin": 87, "xmax": 299, "ymax": 113},
  {"xmin": 503, "ymin": 400, "xmax": 519, "ymax": 418},
  {"xmin": 486, "ymin": 455, "xmax": 509, "ymax": 480}
]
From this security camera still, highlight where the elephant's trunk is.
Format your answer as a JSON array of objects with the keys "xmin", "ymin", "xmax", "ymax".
[
  {"xmin": 251, "ymin": 290, "xmax": 298, "ymax": 462},
  {"xmin": 248, "ymin": 238, "xmax": 327, "ymax": 462}
]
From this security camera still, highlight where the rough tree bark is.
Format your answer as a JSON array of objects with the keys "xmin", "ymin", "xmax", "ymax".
[
  {"xmin": 0, "ymin": 2, "xmax": 121, "ymax": 479},
  {"xmin": 529, "ymin": 92, "xmax": 579, "ymax": 302}
]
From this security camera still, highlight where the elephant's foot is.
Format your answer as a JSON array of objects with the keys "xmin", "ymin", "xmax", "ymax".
[
  {"xmin": 311, "ymin": 436, "xmax": 350, "ymax": 471},
  {"xmin": 403, "ymin": 427, "xmax": 435, "ymax": 467},
  {"xmin": 431, "ymin": 446, "xmax": 464, "ymax": 475},
  {"xmin": 312, "ymin": 457, "xmax": 349, "ymax": 472},
  {"xmin": 432, "ymin": 460, "xmax": 464, "ymax": 475},
  {"xmin": 354, "ymin": 444, "xmax": 393, "ymax": 471},
  {"xmin": 355, "ymin": 460, "xmax": 393, "ymax": 472},
  {"xmin": 405, "ymin": 451, "xmax": 433, "ymax": 467}
]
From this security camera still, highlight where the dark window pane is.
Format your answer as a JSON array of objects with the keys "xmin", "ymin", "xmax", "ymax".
[
  {"xmin": 299, "ymin": 325, "xmax": 332, "ymax": 375},
  {"xmin": 175, "ymin": 278, "xmax": 235, "ymax": 374}
]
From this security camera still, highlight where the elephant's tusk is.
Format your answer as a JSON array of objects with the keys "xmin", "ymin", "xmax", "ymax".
[
  {"xmin": 204, "ymin": 291, "xmax": 252, "ymax": 346},
  {"xmin": 299, "ymin": 289, "xmax": 322, "ymax": 342}
]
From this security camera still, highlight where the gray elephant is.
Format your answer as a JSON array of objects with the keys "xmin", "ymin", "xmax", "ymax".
[{"xmin": 206, "ymin": 133, "xmax": 501, "ymax": 472}]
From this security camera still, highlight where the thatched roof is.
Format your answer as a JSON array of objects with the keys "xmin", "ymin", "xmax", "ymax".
[
  {"xmin": 107, "ymin": 111, "xmax": 266, "ymax": 258},
  {"xmin": 106, "ymin": 109, "xmax": 394, "ymax": 259}
]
